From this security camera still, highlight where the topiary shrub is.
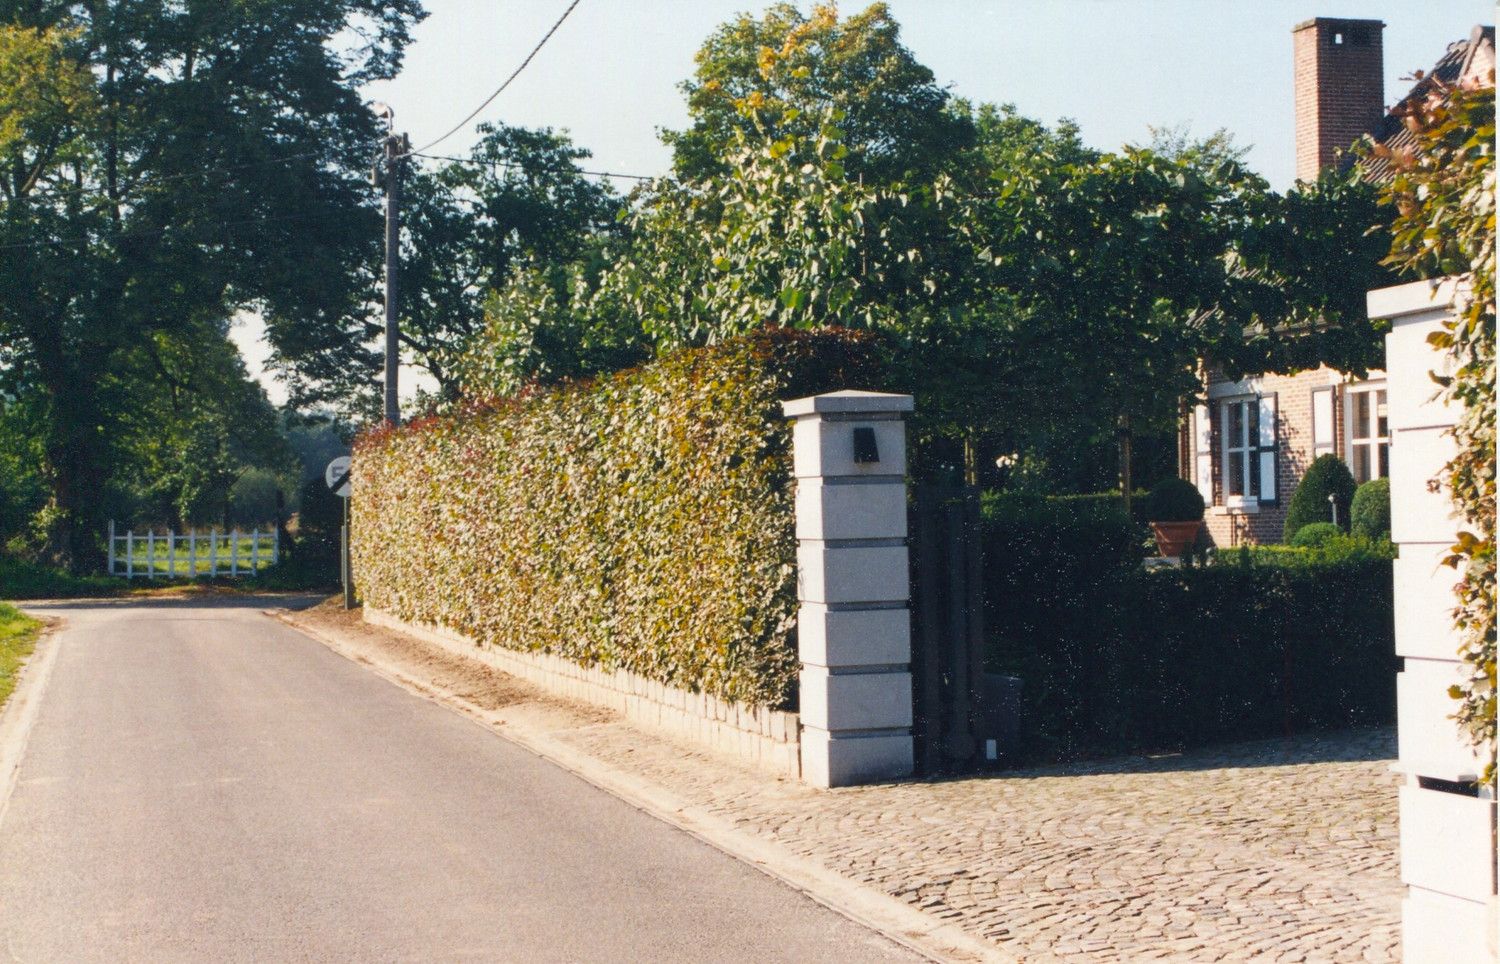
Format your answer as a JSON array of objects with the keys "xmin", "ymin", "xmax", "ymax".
[
  {"xmin": 1350, "ymin": 478, "xmax": 1391, "ymax": 540},
  {"xmin": 1142, "ymin": 477, "xmax": 1205, "ymax": 522},
  {"xmin": 1283, "ymin": 454, "xmax": 1357, "ymax": 541},
  {"xmin": 1291, "ymin": 521, "xmax": 1343, "ymax": 548}
]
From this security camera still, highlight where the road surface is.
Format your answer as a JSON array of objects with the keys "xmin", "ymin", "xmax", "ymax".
[{"xmin": 0, "ymin": 597, "xmax": 918, "ymax": 962}]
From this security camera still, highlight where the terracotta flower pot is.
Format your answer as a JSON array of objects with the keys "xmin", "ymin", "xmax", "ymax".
[{"xmin": 1150, "ymin": 520, "xmax": 1203, "ymax": 558}]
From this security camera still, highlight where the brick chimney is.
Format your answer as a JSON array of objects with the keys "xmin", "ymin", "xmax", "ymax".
[{"xmin": 1293, "ymin": 17, "xmax": 1385, "ymax": 182}]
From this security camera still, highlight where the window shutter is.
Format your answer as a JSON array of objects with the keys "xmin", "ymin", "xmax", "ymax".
[
  {"xmin": 1257, "ymin": 393, "xmax": 1279, "ymax": 504},
  {"xmin": 1193, "ymin": 404, "xmax": 1213, "ymax": 505},
  {"xmin": 1311, "ymin": 388, "xmax": 1334, "ymax": 457}
]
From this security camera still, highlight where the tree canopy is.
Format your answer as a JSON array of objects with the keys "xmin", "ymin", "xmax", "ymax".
[{"xmin": 0, "ymin": 1, "xmax": 424, "ymax": 567}]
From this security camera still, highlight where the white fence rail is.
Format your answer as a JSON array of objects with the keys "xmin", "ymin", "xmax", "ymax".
[{"xmin": 107, "ymin": 521, "xmax": 279, "ymax": 580}]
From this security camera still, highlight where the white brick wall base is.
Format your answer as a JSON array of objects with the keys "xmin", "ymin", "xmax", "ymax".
[{"xmin": 363, "ymin": 607, "xmax": 801, "ymax": 779}]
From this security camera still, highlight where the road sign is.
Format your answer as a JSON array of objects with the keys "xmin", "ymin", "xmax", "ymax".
[{"xmin": 325, "ymin": 456, "xmax": 353, "ymax": 498}]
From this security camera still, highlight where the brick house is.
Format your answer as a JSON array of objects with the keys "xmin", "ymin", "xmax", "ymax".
[{"xmin": 1188, "ymin": 17, "xmax": 1494, "ymax": 547}]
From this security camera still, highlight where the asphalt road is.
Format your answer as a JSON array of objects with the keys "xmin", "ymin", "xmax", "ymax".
[{"xmin": 0, "ymin": 598, "xmax": 919, "ymax": 963}]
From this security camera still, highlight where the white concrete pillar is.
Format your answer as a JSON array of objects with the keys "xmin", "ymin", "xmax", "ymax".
[
  {"xmin": 783, "ymin": 390, "xmax": 915, "ymax": 788},
  {"xmin": 1372, "ymin": 277, "xmax": 1498, "ymax": 963}
]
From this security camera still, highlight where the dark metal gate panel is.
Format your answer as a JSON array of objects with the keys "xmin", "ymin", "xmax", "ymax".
[
  {"xmin": 910, "ymin": 486, "xmax": 984, "ymax": 775},
  {"xmin": 911, "ymin": 486, "xmax": 1023, "ymax": 776}
]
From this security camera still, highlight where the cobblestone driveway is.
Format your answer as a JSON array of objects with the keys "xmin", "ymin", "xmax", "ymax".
[{"xmin": 563, "ymin": 726, "xmax": 1400, "ymax": 962}]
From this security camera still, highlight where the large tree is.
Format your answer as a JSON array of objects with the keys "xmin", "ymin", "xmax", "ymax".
[
  {"xmin": 664, "ymin": 2, "xmax": 974, "ymax": 186},
  {"xmin": 397, "ymin": 123, "xmax": 621, "ymax": 397},
  {"xmin": 0, "ymin": 2, "xmax": 423, "ymax": 569}
]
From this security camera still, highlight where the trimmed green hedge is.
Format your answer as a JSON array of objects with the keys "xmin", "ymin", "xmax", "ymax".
[
  {"xmin": 353, "ymin": 329, "xmax": 882, "ymax": 709},
  {"xmin": 982, "ymin": 498, "xmax": 1396, "ymax": 762}
]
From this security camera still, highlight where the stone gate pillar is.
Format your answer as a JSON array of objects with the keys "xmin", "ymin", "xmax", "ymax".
[
  {"xmin": 783, "ymin": 390, "xmax": 915, "ymax": 788},
  {"xmin": 1374, "ymin": 277, "xmax": 1498, "ymax": 963}
]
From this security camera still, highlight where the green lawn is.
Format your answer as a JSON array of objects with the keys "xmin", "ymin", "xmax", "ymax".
[{"xmin": 0, "ymin": 602, "xmax": 41, "ymax": 711}]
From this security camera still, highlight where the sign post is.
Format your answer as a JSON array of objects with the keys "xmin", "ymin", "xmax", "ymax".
[{"xmin": 325, "ymin": 456, "xmax": 354, "ymax": 609}]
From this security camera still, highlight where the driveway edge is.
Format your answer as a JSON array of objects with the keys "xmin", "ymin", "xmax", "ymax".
[
  {"xmin": 273, "ymin": 607, "xmax": 1009, "ymax": 964},
  {"xmin": 0, "ymin": 616, "xmax": 61, "ymax": 830}
]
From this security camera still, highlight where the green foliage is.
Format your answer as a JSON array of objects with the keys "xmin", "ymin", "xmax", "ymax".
[
  {"xmin": 1230, "ymin": 532, "xmax": 1396, "ymax": 569},
  {"xmin": 357, "ymin": 330, "xmax": 883, "ymax": 708},
  {"xmin": 399, "ymin": 123, "xmax": 625, "ymax": 396},
  {"xmin": 295, "ymin": 476, "xmax": 343, "ymax": 565},
  {"xmin": 664, "ymin": 2, "xmax": 974, "ymax": 185},
  {"xmin": 983, "ymin": 512, "xmax": 1395, "ymax": 762},
  {"xmin": 0, "ymin": 601, "xmax": 41, "ymax": 710},
  {"xmin": 228, "ymin": 469, "xmax": 286, "ymax": 529},
  {"xmin": 1375, "ymin": 74, "xmax": 1495, "ymax": 782},
  {"xmin": 1283, "ymin": 455, "xmax": 1357, "ymax": 541},
  {"xmin": 1290, "ymin": 522, "xmax": 1343, "ymax": 548},
  {"xmin": 1142, "ymin": 477, "xmax": 1205, "ymax": 523},
  {"xmin": 1350, "ymin": 478, "xmax": 1391, "ymax": 541},
  {"xmin": 0, "ymin": 554, "xmax": 125, "ymax": 600},
  {"xmin": 0, "ymin": 2, "xmax": 423, "ymax": 568}
]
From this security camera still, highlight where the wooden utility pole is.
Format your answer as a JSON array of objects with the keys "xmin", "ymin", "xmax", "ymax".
[{"xmin": 374, "ymin": 104, "xmax": 407, "ymax": 427}]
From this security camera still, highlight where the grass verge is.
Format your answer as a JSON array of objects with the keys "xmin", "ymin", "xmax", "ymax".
[{"xmin": 0, "ymin": 602, "xmax": 42, "ymax": 710}]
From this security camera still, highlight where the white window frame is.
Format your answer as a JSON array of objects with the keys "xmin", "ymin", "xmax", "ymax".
[
  {"xmin": 1344, "ymin": 381, "xmax": 1389, "ymax": 484},
  {"xmin": 1220, "ymin": 395, "xmax": 1258, "ymax": 509}
]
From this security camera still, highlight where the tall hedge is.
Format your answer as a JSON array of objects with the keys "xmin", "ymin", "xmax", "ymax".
[
  {"xmin": 983, "ymin": 498, "xmax": 1396, "ymax": 762},
  {"xmin": 353, "ymin": 329, "xmax": 883, "ymax": 709}
]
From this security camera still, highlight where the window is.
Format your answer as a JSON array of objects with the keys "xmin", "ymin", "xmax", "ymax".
[
  {"xmin": 1221, "ymin": 398, "xmax": 1260, "ymax": 499},
  {"xmin": 1346, "ymin": 384, "xmax": 1389, "ymax": 483}
]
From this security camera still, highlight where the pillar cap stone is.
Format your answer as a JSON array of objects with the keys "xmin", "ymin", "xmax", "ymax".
[{"xmin": 782, "ymin": 390, "xmax": 915, "ymax": 418}]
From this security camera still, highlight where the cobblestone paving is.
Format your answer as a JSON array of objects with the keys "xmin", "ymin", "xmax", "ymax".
[{"xmin": 560, "ymin": 725, "xmax": 1401, "ymax": 962}]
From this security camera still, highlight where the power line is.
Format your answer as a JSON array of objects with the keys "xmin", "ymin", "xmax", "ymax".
[
  {"xmin": 412, "ymin": 151, "xmax": 654, "ymax": 183},
  {"xmin": 404, "ymin": 0, "xmax": 584, "ymax": 158}
]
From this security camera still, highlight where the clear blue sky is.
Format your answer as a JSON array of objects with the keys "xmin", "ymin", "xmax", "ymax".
[{"xmin": 364, "ymin": 0, "xmax": 1496, "ymax": 191}]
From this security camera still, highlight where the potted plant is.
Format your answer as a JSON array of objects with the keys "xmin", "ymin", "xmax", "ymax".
[{"xmin": 1143, "ymin": 477, "xmax": 1205, "ymax": 559}]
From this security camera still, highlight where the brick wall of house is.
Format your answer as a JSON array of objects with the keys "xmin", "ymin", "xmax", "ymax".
[
  {"xmin": 1293, "ymin": 17, "xmax": 1386, "ymax": 182},
  {"xmin": 1197, "ymin": 367, "xmax": 1348, "ymax": 548}
]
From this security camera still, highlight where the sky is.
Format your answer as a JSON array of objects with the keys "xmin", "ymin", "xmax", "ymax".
[{"xmin": 235, "ymin": 0, "xmax": 1496, "ymax": 406}]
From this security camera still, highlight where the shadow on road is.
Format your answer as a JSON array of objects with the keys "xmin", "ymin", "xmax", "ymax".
[{"xmin": 14, "ymin": 593, "xmax": 327, "ymax": 613}]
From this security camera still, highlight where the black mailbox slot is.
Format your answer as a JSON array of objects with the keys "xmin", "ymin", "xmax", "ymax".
[{"xmin": 852, "ymin": 426, "xmax": 880, "ymax": 463}]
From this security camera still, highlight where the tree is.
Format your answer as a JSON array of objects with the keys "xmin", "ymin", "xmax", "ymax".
[
  {"xmin": 0, "ymin": 2, "xmax": 424, "ymax": 569},
  {"xmin": 397, "ymin": 123, "xmax": 622, "ymax": 396},
  {"xmin": 664, "ymin": 3, "xmax": 974, "ymax": 185}
]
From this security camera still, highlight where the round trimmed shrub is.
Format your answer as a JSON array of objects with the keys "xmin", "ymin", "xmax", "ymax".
[
  {"xmin": 1350, "ymin": 478, "xmax": 1391, "ymax": 540},
  {"xmin": 1143, "ymin": 477, "xmax": 1205, "ymax": 523},
  {"xmin": 1283, "ymin": 454, "xmax": 1357, "ymax": 541},
  {"xmin": 1291, "ymin": 521, "xmax": 1343, "ymax": 548}
]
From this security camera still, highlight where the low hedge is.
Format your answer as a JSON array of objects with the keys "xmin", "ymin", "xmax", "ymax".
[
  {"xmin": 353, "ymin": 329, "xmax": 884, "ymax": 709},
  {"xmin": 983, "ymin": 501, "xmax": 1396, "ymax": 762}
]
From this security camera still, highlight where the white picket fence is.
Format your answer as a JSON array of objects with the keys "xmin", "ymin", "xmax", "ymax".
[{"xmin": 107, "ymin": 521, "xmax": 279, "ymax": 580}]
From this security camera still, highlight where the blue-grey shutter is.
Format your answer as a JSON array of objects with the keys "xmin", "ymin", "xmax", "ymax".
[
  {"xmin": 1257, "ymin": 393, "xmax": 1279, "ymax": 504},
  {"xmin": 1193, "ymin": 404, "xmax": 1213, "ymax": 505}
]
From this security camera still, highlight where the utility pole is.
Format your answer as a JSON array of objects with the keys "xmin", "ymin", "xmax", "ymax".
[{"xmin": 373, "ymin": 103, "xmax": 407, "ymax": 426}]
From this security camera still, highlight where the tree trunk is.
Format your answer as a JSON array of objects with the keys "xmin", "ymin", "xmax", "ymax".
[{"xmin": 1117, "ymin": 413, "xmax": 1133, "ymax": 517}]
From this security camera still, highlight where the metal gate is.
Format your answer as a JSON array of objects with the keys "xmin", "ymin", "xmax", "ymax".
[{"xmin": 910, "ymin": 486, "xmax": 1021, "ymax": 775}]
